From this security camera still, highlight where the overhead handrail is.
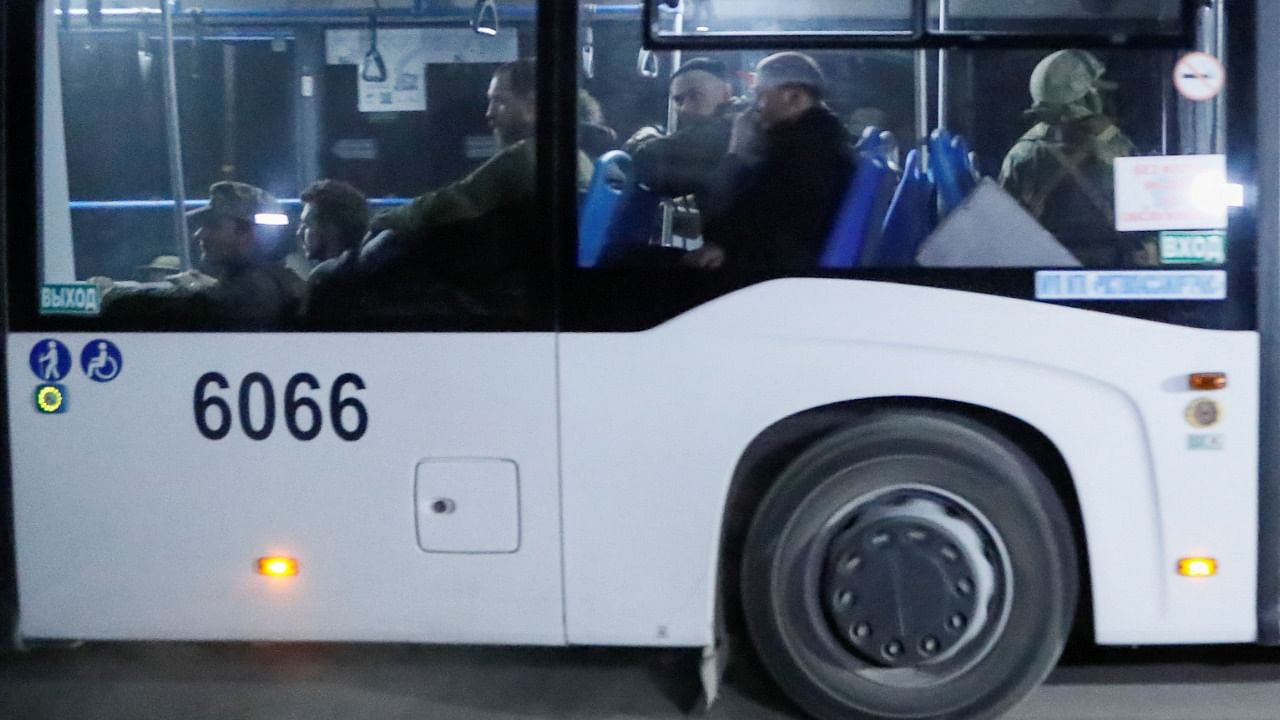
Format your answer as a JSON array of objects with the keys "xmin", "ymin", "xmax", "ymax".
[
  {"xmin": 637, "ymin": 49, "xmax": 660, "ymax": 78},
  {"xmin": 55, "ymin": 4, "xmax": 646, "ymax": 22},
  {"xmin": 69, "ymin": 198, "xmax": 413, "ymax": 210}
]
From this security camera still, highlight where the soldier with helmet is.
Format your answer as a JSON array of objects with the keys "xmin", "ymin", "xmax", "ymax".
[{"xmin": 999, "ymin": 50, "xmax": 1151, "ymax": 267}]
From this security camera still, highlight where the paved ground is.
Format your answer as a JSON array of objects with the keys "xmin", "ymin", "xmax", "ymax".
[{"xmin": 4, "ymin": 642, "xmax": 1280, "ymax": 719}]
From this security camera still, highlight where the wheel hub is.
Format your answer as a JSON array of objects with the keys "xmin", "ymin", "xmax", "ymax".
[{"xmin": 820, "ymin": 496, "xmax": 998, "ymax": 668}]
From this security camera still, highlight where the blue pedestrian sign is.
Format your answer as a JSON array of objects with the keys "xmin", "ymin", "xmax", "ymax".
[
  {"xmin": 80, "ymin": 339, "xmax": 123, "ymax": 382},
  {"xmin": 29, "ymin": 339, "xmax": 72, "ymax": 382}
]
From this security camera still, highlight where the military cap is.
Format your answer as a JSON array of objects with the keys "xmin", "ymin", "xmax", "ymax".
[
  {"xmin": 137, "ymin": 255, "xmax": 182, "ymax": 273},
  {"xmin": 186, "ymin": 181, "xmax": 284, "ymax": 225}
]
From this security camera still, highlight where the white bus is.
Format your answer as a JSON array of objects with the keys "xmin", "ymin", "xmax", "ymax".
[{"xmin": 2, "ymin": 1, "xmax": 1277, "ymax": 719}]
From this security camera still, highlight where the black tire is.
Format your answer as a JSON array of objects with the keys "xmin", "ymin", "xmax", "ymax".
[{"xmin": 741, "ymin": 410, "xmax": 1077, "ymax": 720}]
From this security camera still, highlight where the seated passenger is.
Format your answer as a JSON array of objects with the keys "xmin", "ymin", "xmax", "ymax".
[
  {"xmin": 693, "ymin": 53, "xmax": 856, "ymax": 273},
  {"xmin": 623, "ymin": 57, "xmax": 745, "ymax": 212},
  {"xmin": 578, "ymin": 89, "xmax": 619, "ymax": 159},
  {"xmin": 999, "ymin": 50, "xmax": 1150, "ymax": 266},
  {"xmin": 358, "ymin": 59, "xmax": 591, "ymax": 316},
  {"xmin": 99, "ymin": 181, "xmax": 304, "ymax": 327},
  {"xmin": 295, "ymin": 179, "xmax": 370, "ymax": 322},
  {"xmin": 136, "ymin": 254, "xmax": 182, "ymax": 283}
]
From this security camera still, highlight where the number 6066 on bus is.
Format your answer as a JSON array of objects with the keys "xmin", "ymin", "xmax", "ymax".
[{"xmin": 193, "ymin": 372, "xmax": 367, "ymax": 442}]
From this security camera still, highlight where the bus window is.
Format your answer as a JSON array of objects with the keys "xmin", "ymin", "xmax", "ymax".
[
  {"xmin": 946, "ymin": 47, "xmax": 1195, "ymax": 268},
  {"xmin": 580, "ymin": 2, "xmax": 1242, "ymax": 284},
  {"xmin": 648, "ymin": 0, "xmax": 914, "ymax": 39},
  {"xmin": 933, "ymin": 0, "xmax": 1186, "ymax": 38},
  {"xmin": 648, "ymin": 0, "xmax": 1187, "ymax": 42},
  {"xmin": 38, "ymin": 2, "xmax": 548, "ymax": 331}
]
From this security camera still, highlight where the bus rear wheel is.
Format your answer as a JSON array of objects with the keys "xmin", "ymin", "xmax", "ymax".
[{"xmin": 740, "ymin": 411, "xmax": 1077, "ymax": 720}]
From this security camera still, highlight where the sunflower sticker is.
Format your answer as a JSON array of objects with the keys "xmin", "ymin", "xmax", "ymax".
[{"xmin": 34, "ymin": 384, "xmax": 67, "ymax": 415}]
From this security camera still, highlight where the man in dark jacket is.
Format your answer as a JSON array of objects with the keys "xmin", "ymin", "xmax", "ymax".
[
  {"xmin": 296, "ymin": 178, "xmax": 370, "ymax": 323},
  {"xmin": 694, "ymin": 52, "xmax": 855, "ymax": 274},
  {"xmin": 623, "ymin": 57, "xmax": 742, "ymax": 205}
]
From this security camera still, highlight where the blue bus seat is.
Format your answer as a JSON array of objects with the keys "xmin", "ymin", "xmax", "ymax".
[
  {"xmin": 856, "ymin": 126, "xmax": 885, "ymax": 158},
  {"xmin": 578, "ymin": 150, "xmax": 634, "ymax": 268},
  {"xmin": 950, "ymin": 133, "xmax": 978, "ymax": 197},
  {"xmin": 929, "ymin": 129, "xmax": 982, "ymax": 217},
  {"xmin": 928, "ymin": 129, "xmax": 966, "ymax": 217},
  {"xmin": 861, "ymin": 128, "xmax": 902, "ymax": 173},
  {"xmin": 870, "ymin": 148, "xmax": 936, "ymax": 267},
  {"xmin": 819, "ymin": 129, "xmax": 901, "ymax": 269},
  {"xmin": 604, "ymin": 185, "xmax": 662, "ymax": 258}
]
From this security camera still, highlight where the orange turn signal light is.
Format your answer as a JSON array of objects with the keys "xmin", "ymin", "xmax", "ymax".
[
  {"xmin": 257, "ymin": 556, "xmax": 299, "ymax": 577},
  {"xmin": 1189, "ymin": 373, "xmax": 1227, "ymax": 391},
  {"xmin": 1178, "ymin": 557, "xmax": 1218, "ymax": 578}
]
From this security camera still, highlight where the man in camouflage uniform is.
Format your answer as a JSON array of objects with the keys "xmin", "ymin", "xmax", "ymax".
[
  {"xmin": 99, "ymin": 181, "xmax": 304, "ymax": 327},
  {"xmin": 356, "ymin": 59, "xmax": 590, "ymax": 317},
  {"xmin": 999, "ymin": 50, "xmax": 1151, "ymax": 267}
]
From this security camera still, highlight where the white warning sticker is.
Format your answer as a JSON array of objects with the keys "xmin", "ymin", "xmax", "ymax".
[{"xmin": 1114, "ymin": 155, "xmax": 1229, "ymax": 232}]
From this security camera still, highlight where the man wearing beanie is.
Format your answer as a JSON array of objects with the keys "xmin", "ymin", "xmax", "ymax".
[{"xmin": 694, "ymin": 52, "xmax": 856, "ymax": 274}]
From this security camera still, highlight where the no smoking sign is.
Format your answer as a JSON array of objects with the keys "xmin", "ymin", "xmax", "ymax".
[{"xmin": 1174, "ymin": 52, "xmax": 1225, "ymax": 102}]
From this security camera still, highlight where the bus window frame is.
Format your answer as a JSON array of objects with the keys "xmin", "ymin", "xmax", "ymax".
[
  {"xmin": 0, "ymin": 0, "xmax": 32, "ymax": 648},
  {"xmin": 641, "ymin": 0, "xmax": 1198, "ymax": 51}
]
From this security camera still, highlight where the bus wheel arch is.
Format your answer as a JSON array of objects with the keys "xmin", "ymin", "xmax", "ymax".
[{"xmin": 717, "ymin": 399, "xmax": 1091, "ymax": 716}]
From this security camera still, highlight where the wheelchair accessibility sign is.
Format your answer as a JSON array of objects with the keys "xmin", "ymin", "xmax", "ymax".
[{"xmin": 80, "ymin": 339, "xmax": 123, "ymax": 382}]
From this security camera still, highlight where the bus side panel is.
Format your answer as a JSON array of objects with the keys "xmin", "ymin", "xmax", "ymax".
[
  {"xmin": 559, "ymin": 279, "xmax": 1259, "ymax": 647},
  {"xmin": 7, "ymin": 333, "xmax": 565, "ymax": 645}
]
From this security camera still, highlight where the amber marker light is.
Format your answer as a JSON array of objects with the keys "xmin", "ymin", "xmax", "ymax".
[
  {"xmin": 1178, "ymin": 557, "xmax": 1218, "ymax": 578},
  {"xmin": 257, "ymin": 556, "xmax": 299, "ymax": 577},
  {"xmin": 1189, "ymin": 372, "xmax": 1227, "ymax": 391}
]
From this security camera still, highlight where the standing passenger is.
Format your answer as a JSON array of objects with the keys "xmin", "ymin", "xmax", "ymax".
[{"xmin": 999, "ymin": 50, "xmax": 1145, "ymax": 266}]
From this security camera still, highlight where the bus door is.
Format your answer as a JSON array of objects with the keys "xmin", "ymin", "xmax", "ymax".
[{"xmin": 4, "ymin": 0, "xmax": 564, "ymax": 645}]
